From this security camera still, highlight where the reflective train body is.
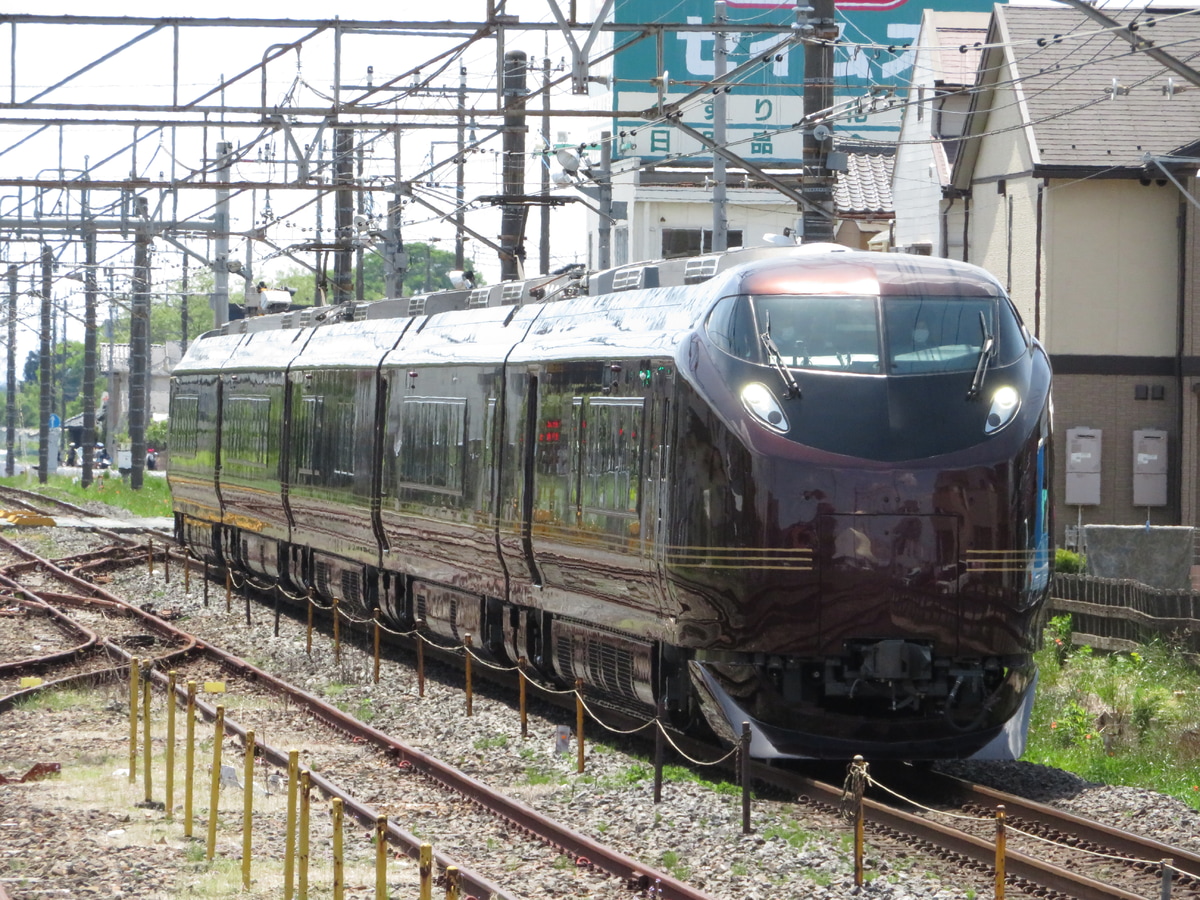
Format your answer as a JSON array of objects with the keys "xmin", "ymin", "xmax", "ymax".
[{"xmin": 169, "ymin": 244, "xmax": 1052, "ymax": 760}]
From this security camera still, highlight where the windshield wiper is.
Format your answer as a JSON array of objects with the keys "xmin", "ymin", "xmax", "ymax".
[
  {"xmin": 967, "ymin": 309, "xmax": 995, "ymax": 399},
  {"xmin": 759, "ymin": 312, "xmax": 801, "ymax": 399}
]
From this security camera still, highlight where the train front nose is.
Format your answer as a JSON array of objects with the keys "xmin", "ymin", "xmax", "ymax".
[{"xmin": 817, "ymin": 512, "xmax": 963, "ymax": 658}]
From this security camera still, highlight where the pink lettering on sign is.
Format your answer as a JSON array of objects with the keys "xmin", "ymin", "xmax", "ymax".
[{"xmin": 727, "ymin": 0, "xmax": 910, "ymax": 9}]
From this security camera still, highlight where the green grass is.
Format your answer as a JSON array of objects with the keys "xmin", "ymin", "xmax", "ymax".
[
  {"xmin": 0, "ymin": 471, "xmax": 172, "ymax": 518},
  {"xmin": 473, "ymin": 734, "xmax": 509, "ymax": 751},
  {"xmin": 659, "ymin": 849, "xmax": 690, "ymax": 880},
  {"xmin": 761, "ymin": 818, "xmax": 816, "ymax": 850},
  {"xmin": 15, "ymin": 687, "xmax": 105, "ymax": 713},
  {"xmin": 1026, "ymin": 617, "xmax": 1200, "ymax": 810}
]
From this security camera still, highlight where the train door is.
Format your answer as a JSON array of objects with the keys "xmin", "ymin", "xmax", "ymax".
[
  {"xmin": 642, "ymin": 361, "xmax": 674, "ymax": 608},
  {"xmin": 495, "ymin": 366, "xmax": 542, "ymax": 598}
]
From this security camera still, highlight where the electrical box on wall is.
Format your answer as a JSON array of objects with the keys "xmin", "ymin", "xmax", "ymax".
[
  {"xmin": 1065, "ymin": 427, "xmax": 1101, "ymax": 505},
  {"xmin": 1132, "ymin": 429, "xmax": 1168, "ymax": 507}
]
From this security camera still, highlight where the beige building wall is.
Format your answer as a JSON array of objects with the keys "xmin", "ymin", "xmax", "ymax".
[
  {"xmin": 1045, "ymin": 180, "xmax": 1180, "ymax": 357},
  {"xmin": 1052, "ymin": 374, "xmax": 1178, "ymax": 537},
  {"xmin": 961, "ymin": 77, "xmax": 1042, "ymax": 333},
  {"xmin": 1180, "ymin": 176, "xmax": 1200, "ymax": 530}
]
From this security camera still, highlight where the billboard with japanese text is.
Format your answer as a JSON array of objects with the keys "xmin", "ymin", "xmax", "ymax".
[{"xmin": 611, "ymin": 0, "xmax": 994, "ymax": 163}]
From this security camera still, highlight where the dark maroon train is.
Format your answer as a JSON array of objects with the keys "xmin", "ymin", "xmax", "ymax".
[{"xmin": 169, "ymin": 244, "xmax": 1052, "ymax": 760}]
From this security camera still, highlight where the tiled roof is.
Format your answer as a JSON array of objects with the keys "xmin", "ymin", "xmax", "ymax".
[
  {"xmin": 834, "ymin": 149, "xmax": 894, "ymax": 215},
  {"xmin": 994, "ymin": 6, "xmax": 1200, "ymax": 168}
]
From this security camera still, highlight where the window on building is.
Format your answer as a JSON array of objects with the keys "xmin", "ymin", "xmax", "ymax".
[{"xmin": 661, "ymin": 228, "xmax": 743, "ymax": 259}]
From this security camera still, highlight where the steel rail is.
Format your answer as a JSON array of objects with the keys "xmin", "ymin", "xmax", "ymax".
[
  {"xmin": 0, "ymin": 594, "xmax": 100, "ymax": 676},
  {"xmin": 942, "ymin": 774, "xmax": 1200, "ymax": 882},
  {"xmin": 0, "ymin": 540, "xmax": 513, "ymax": 900},
  {"xmin": 0, "ymin": 530, "xmax": 722, "ymax": 900},
  {"xmin": 758, "ymin": 765, "xmax": 1173, "ymax": 900}
]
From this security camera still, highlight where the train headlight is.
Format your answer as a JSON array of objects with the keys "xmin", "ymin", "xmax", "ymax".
[
  {"xmin": 741, "ymin": 382, "xmax": 790, "ymax": 433},
  {"xmin": 985, "ymin": 385, "xmax": 1020, "ymax": 434}
]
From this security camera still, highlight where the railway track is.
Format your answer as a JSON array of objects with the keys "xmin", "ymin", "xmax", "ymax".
[
  {"xmin": 0, "ymin": 529, "xmax": 720, "ymax": 900},
  {"xmin": 2, "ymin": 497, "xmax": 1199, "ymax": 899},
  {"xmin": 746, "ymin": 764, "xmax": 1200, "ymax": 900}
]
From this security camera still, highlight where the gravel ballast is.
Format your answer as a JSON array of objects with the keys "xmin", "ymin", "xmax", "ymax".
[{"xmin": 3, "ymin": 520, "xmax": 1200, "ymax": 899}]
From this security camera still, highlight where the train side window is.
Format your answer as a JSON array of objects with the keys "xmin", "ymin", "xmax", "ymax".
[
  {"xmin": 224, "ymin": 396, "xmax": 271, "ymax": 466},
  {"xmin": 706, "ymin": 296, "xmax": 760, "ymax": 362},
  {"xmin": 294, "ymin": 396, "xmax": 324, "ymax": 478},
  {"xmin": 397, "ymin": 397, "xmax": 466, "ymax": 493},
  {"xmin": 171, "ymin": 395, "xmax": 199, "ymax": 457},
  {"xmin": 332, "ymin": 401, "xmax": 355, "ymax": 480},
  {"xmin": 580, "ymin": 397, "xmax": 643, "ymax": 517}
]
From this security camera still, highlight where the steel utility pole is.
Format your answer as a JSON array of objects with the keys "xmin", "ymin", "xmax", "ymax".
[
  {"xmin": 334, "ymin": 127, "xmax": 355, "ymax": 304},
  {"xmin": 213, "ymin": 141, "xmax": 232, "ymax": 327},
  {"xmin": 499, "ymin": 50, "xmax": 528, "ymax": 282},
  {"xmin": 5, "ymin": 265, "xmax": 16, "ymax": 478},
  {"xmin": 83, "ymin": 218, "xmax": 98, "ymax": 487},
  {"xmin": 712, "ymin": 1, "xmax": 729, "ymax": 253},
  {"xmin": 457, "ymin": 65, "xmax": 468, "ymax": 271},
  {"xmin": 129, "ymin": 197, "xmax": 150, "ymax": 491},
  {"xmin": 598, "ymin": 132, "xmax": 613, "ymax": 270},
  {"xmin": 801, "ymin": 0, "xmax": 838, "ymax": 243},
  {"xmin": 38, "ymin": 246, "xmax": 52, "ymax": 483},
  {"xmin": 540, "ymin": 55, "xmax": 552, "ymax": 275}
]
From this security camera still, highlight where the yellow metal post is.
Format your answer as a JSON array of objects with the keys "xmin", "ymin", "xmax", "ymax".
[
  {"xmin": 518, "ymin": 657, "xmax": 528, "ymax": 738},
  {"xmin": 464, "ymin": 634, "xmax": 473, "ymax": 717},
  {"xmin": 284, "ymin": 750, "xmax": 299, "ymax": 900},
  {"xmin": 184, "ymin": 681, "xmax": 196, "ymax": 837},
  {"xmin": 306, "ymin": 590, "xmax": 314, "ymax": 656},
  {"xmin": 206, "ymin": 705, "xmax": 224, "ymax": 861},
  {"xmin": 445, "ymin": 864, "xmax": 460, "ymax": 900},
  {"xmin": 333, "ymin": 598, "xmax": 341, "ymax": 665},
  {"xmin": 298, "ymin": 772, "xmax": 311, "ymax": 900},
  {"xmin": 374, "ymin": 815, "xmax": 387, "ymax": 900},
  {"xmin": 165, "ymin": 670, "xmax": 176, "ymax": 821},
  {"xmin": 417, "ymin": 632, "xmax": 426, "ymax": 698},
  {"xmin": 373, "ymin": 608, "xmax": 381, "ymax": 684},
  {"xmin": 128, "ymin": 658, "xmax": 139, "ymax": 783},
  {"xmin": 242, "ymin": 729, "xmax": 255, "ymax": 888},
  {"xmin": 418, "ymin": 842, "xmax": 433, "ymax": 900},
  {"xmin": 854, "ymin": 755, "xmax": 866, "ymax": 887},
  {"xmin": 142, "ymin": 660, "xmax": 152, "ymax": 803},
  {"xmin": 332, "ymin": 797, "xmax": 344, "ymax": 900},
  {"xmin": 995, "ymin": 805, "xmax": 1006, "ymax": 900},
  {"xmin": 575, "ymin": 678, "xmax": 585, "ymax": 774}
]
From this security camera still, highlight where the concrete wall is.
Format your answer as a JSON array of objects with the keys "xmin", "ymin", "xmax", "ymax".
[{"xmin": 1083, "ymin": 524, "xmax": 1194, "ymax": 590}]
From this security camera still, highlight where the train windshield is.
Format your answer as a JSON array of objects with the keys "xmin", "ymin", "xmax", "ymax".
[{"xmin": 708, "ymin": 294, "xmax": 1016, "ymax": 375}]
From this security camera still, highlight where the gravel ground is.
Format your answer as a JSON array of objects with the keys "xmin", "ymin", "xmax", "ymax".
[{"xmin": 4, "ymin": 519, "xmax": 1200, "ymax": 900}]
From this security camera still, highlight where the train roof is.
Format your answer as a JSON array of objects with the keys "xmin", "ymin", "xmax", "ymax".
[{"xmin": 175, "ymin": 246, "xmax": 1012, "ymax": 378}]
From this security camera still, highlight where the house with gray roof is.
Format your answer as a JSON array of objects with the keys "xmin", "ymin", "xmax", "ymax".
[
  {"xmin": 890, "ymin": 10, "xmax": 988, "ymax": 256},
  {"xmin": 945, "ymin": 3, "xmax": 1200, "ymax": 542}
]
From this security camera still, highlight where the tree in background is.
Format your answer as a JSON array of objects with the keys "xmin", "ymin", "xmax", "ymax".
[
  {"xmin": 266, "ymin": 241, "xmax": 478, "ymax": 301},
  {"xmin": 12, "ymin": 242, "xmax": 482, "ymax": 424}
]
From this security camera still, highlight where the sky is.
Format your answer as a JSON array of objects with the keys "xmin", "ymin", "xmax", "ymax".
[
  {"xmin": 6, "ymin": 0, "xmax": 1190, "ymax": 367},
  {"xmin": 0, "ymin": 1, "xmax": 606, "ymax": 364}
]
